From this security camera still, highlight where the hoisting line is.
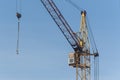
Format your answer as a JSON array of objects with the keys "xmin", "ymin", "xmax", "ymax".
[
  {"xmin": 16, "ymin": 0, "xmax": 22, "ymax": 54},
  {"xmin": 16, "ymin": 12, "xmax": 21, "ymax": 54},
  {"xmin": 65, "ymin": 0, "xmax": 83, "ymax": 11}
]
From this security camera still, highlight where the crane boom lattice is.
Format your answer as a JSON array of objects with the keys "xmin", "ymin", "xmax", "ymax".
[{"xmin": 41, "ymin": 0, "xmax": 82, "ymax": 52}]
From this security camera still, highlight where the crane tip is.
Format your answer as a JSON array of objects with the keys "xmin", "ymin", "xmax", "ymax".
[{"xmin": 81, "ymin": 10, "xmax": 87, "ymax": 16}]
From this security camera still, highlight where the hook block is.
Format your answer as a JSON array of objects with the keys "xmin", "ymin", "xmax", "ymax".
[{"xmin": 16, "ymin": 12, "xmax": 22, "ymax": 19}]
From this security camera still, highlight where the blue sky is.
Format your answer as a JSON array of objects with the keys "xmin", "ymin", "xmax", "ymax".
[{"xmin": 0, "ymin": 0, "xmax": 120, "ymax": 80}]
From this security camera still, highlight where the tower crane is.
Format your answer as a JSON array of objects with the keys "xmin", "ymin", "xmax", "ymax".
[{"xmin": 40, "ymin": 0, "xmax": 99, "ymax": 80}]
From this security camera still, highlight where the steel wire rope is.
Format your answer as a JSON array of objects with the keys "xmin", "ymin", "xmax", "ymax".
[
  {"xmin": 16, "ymin": 0, "xmax": 22, "ymax": 54},
  {"xmin": 94, "ymin": 56, "xmax": 99, "ymax": 80},
  {"xmin": 65, "ymin": 0, "xmax": 84, "ymax": 11},
  {"xmin": 86, "ymin": 15, "xmax": 98, "ymax": 54},
  {"xmin": 86, "ymin": 14, "xmax": 99, "ymax": 80}
]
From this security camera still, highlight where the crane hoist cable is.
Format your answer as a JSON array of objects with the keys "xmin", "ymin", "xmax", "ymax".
[
  {"xmin": 86, "ymin": 15, "xmax": 99, "ymax": 80},
  {"xmin": 86, "ymin": 15, "xmax": 99, "ymax": 54},
  {"xmin": 16, "ymin": 0, "xmax": 22, "ymax": 54},
  {"xmin": 65, "ymin": 0, "xmax": 83, "ymax": 11}
]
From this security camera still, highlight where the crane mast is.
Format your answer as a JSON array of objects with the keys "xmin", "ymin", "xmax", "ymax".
[{"xmin": 40, "ymin": 0, "xmax": 99, "ymax": 80}]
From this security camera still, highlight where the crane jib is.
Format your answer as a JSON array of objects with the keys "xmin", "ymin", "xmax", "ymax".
[{"xmin": 41, "ymin": 0, "xmax": 82, "ymax": 52}]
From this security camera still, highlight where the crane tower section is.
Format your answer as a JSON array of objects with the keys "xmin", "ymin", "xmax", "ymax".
[{"xmin": 80, "ymin": 11, "xmax": 90, "ymax": 52}]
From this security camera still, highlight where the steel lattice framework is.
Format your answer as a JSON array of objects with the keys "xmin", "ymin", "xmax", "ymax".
[{"xmin": 40, "ymin": 0, "xmax": 99, "ymax": 80}]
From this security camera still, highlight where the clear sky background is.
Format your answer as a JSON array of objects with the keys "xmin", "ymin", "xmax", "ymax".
[{"xmin": 0, "ymin": 0, "xmax": 120, "ymax": 80}]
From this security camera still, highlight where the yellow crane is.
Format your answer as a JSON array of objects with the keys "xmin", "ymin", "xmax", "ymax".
[{"xmin": 41, "ymin": 0, "xmax": 99, "ymax": 80}]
